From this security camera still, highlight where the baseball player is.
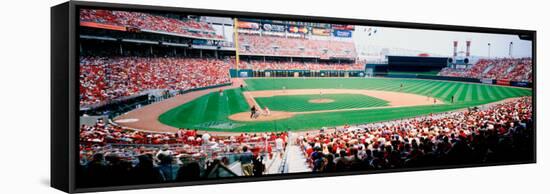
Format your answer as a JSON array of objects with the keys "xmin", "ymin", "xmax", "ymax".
[
  {"xmin": 250, "ymin": 105, "xmax": 257, "ymax": 119},
  {"xmin": 263, "ymin": 106, "xmax": 270, "ymax": 116}
]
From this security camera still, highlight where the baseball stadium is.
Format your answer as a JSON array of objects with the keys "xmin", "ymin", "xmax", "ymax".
[{"xmin": 77, "ymin": 8, "xmax": 534, "ymax": 188}]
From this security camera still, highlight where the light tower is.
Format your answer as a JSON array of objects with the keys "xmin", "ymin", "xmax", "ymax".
[
  {"xmin": 453, "ymin": 41, "xmax": 458, "ymax": 57},
  {"xmin": 464, "ymin": 40, "xmax": 471, "ymax": 64},
  {"xmin": 509, "ymin": 41, "xmax": 513, "ymax": 58},
  {"xmin": 466, "ymin": 41, "xmax": 471, "ymax": 57}
]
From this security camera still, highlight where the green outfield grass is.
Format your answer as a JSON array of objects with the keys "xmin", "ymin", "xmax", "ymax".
[
  {"xmin": 158, "ymin": 78, "xmax": 532, "ymax": 132},
  {"xmin": 255, "ymin": 94, "xmax": 389, "ymax": 112}
]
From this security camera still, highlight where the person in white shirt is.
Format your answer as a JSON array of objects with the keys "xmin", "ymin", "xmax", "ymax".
[
  {"xmin": 275, "ymin": 136, "xmax": 284, "ymax": 159},
  {"xmin": 202, "ymin": 133, "xmax": 211, "ymax": 145}
]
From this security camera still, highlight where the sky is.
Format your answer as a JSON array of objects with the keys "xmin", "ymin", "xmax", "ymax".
[{"xmin": 353, "ymin": 26, "xmax": 532, "ymax": 58}]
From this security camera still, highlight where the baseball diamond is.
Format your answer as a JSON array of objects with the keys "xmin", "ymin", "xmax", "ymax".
[{"xmin": 154, "ymin": 78, "xmax": 531, "ymax": 132}]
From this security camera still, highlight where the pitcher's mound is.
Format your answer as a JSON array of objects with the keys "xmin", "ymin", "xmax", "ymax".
[
  {"xmin": 228, "ymin": 111, "xmax": 295, "ymax": 122},
  {"xmin": 309, "ymin": 98, "xmax": 334, "ymax": 103}
]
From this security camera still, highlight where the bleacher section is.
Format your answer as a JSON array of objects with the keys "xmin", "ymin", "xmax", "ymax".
[
  {"xmin": 80, "ymin": 9, "xmax": 223, "ymax": 40},
  {"xmin": 80, "ymin": 57, "xmax": 231, "ymax": 106},
  {"xmin": 439, "ymin": 58, "xmax": 532, "ymax": 82},
  {"xmin": 238, "ymin": 34, "xmax": 356, "ymax": 59}
]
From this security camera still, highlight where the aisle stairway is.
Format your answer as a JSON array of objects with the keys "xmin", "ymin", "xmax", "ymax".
[
  {"xmin": 265, "ymin": 153, "xmax": 284, "ymax": 174},
  {"xmin": 228, "ymin": 132, "xmax": 311, "ymax": 175},
  {"xmin": 284, "ymin": 132, "xmax": 310, "ymax": 173},
  {"xmin": 285, "ymin": 144, "xmax": 311, "ymax": 173}
]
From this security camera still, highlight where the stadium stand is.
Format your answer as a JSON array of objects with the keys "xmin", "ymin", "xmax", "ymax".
[
  {"xmin": 80, "ymin": 118, "xmax": 287, "ymax": 146},
  {"xmin": 79, "ymin": 57, "xmax": 232, "ymax": 105},
  {"xmin": 298, "ymin": 97, "xmax": 533, "ymax": 172},
  {"xmin": 238, "ymin": 34, "xmax": 357, "ymax": 59},
  {"xmin": 439, "ymin": 58, "xmax": 532, "ymax": 82},
  {"xmin": 80, "ymin": 9, "xmax": 223, "ymax": 40},
  {"xmin": 78, "ymin": 118, "xmax": 288, "ymax": 186}
]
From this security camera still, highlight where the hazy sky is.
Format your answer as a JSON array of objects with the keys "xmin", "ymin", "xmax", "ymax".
[{"xmin": 353, "ymin": 26, "xmax": 532, "ymax": 58}]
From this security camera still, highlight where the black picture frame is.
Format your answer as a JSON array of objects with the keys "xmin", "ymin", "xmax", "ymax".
[{"xmin": 51, "ymin": 1, "xmax": 536, "ymax": 193}]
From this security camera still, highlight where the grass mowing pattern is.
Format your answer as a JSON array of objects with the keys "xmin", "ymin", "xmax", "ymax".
[
  {"xmin": 255, "ymin": 94, "xmax": 389, "ymax": 112},
  {"xmin": 159, "ymin": 78, "xmax": 532, "ymax": 132}
]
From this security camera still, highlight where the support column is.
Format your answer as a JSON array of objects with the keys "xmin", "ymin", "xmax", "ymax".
[{"xmin": 233, "ymin": 18, "xmax": 240, "ymax": 72}]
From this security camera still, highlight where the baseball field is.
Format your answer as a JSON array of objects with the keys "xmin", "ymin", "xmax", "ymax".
[{"xmin": 155, "ymin": 78, "xmax": 531, "ymax": 132}]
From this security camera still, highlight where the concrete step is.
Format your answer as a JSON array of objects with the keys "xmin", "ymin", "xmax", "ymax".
[{"xmin": 286, "ymin": 145, "xmax": 311, "ymax": 173}]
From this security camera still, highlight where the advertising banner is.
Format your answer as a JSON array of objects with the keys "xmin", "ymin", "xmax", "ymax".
[
  {"xmin": 263, "ymin": 23, "xmax": 286, "ymax": 32},
  {"xmin": 510, "ymin": 81, "xmax": 531, "ymax": 87},
  {"xmin": 333, "ymin": 30, "xmax": 352, "ymax": 37},
  {"xmin": 312, "ymin": 28, "xmax": 331, "ymax": 36},
  {"xmin": 288, "ymin": 26, "xmax": 309, "ymax": 33},
  {"xmin": 480, "ymin": 78, "xmax": 493, "ymax": 84},
  {"xmin": 238, "ymin": 21, "xmax": 260, "ymax": 29},
  {"xmin": 496, "ymin": 79, "xmax": 511, "ymax": 86}
]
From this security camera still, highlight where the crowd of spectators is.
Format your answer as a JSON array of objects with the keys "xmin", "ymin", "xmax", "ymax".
[
  {"xmin": 238, "ymin": 34, "xmax": 357, "ymax": 59},
  {"xmin": 79, "ymin": 55, "xmax": 366, "ymax": 106},
  {"xmin": 299, "ymin": 97, "xmax": 533, "ymax": 172},
  {"xmin": 80, "ymin": 118, "xmax": 287, "ymax": 146},
  {"xmin": 80, "ymin": 9, "xmax": 223, "ymax": 40},
  {"xmin": 439, "ymin": 58, "xmax": 532, "ymax": 82},
  {"xmin": 241, "ymin": 61, "xmax": 365, "ymax": 71},
  {"xmin": 80, "ymin": 56, "xmax": 231, "ymax": 106},
  {"xmin": 79, "ymin": 118, "xmax": 288, "ymax": 187}
]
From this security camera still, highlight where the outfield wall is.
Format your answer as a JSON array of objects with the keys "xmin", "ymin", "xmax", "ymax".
[
  {"xmin": 230, "ymin": 69, "xmax": 365, "ymax": 78},
  {"xmin": 230, "ymin": 69, "xmax": 532, "ymax": 88}
]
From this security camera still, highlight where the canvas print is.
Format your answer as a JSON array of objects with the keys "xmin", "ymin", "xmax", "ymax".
[{"xmin": 77, "ymin": 8, "xmax": 534, "ymax": 188}]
